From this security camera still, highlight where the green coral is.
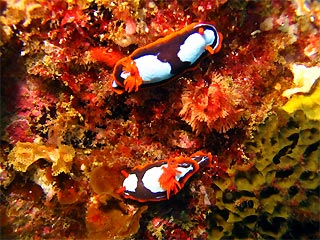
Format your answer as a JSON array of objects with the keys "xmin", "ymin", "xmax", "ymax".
[{"xmin": 209, "ymin": 103, "xmax": 319, "ymax": 238}]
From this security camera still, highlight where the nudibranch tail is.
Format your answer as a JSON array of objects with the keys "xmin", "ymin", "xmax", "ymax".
[
  {"xmin": 118, "ymin": 151, "xmax": 212, "ymax": 202},
  {"xmin": 191, "ymin": 151, "xmax": 213, "ymax": 168},
  {"xmin": 112, "ymin": 22, "xmax": 223, "ymax": 94}
]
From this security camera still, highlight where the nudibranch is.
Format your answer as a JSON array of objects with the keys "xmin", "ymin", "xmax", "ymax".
[
  {"xmin": 112, "ymin": 23, "xmax": 223, "ymax": 94},
  {"xmin": 117, "ymin": 151, "xmax": 212, "ymax": 202}
]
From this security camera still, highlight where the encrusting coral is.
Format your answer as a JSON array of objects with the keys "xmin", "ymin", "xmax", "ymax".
[
  {"xmin": 209, "ymin": 107, "xmax": 319, "ymax": 239},
  {"xmin": 282, "ymin": 64, "xmax": 320, "ymax": 98},
  {"xmin": 8, "ymin": 142, "xmax": 75, "ymax": 176},
  {"xmin": 208, "ymin": 74, "xmax": 320, "ymax": 238},
  {"xmin": 283, "ymin": 80, "xmax": 320, "ymax": 120}
]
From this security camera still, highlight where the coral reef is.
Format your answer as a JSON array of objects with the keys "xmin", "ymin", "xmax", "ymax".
[
  {"xmin": 209, "ymin": 108, "xmax": 319, "ymax": 239},
  {"xmin": 1, "ymin": 0, "xmax": 319, "ymax": 239}
]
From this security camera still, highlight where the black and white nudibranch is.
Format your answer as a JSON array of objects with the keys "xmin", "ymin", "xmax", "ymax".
[
  {"xmin": 117, "ymin": 151, "xmax": 212, "ymax": 202},
  {"xmin": 112, "ymin": 23, "xmax": 223, "ymax": 94}
]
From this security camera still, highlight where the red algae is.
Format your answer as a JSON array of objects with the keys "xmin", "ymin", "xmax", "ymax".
[
  {"xmin": 5, "ymin": 119, "xmax": 35, "ymax": 144},
  {"xmin": 1, "ymin": 0, "xmax": 319, "ymax": 239},
  {"xmin": 57, "ymin": 178, "xmax": 80, "ymax": 205}
]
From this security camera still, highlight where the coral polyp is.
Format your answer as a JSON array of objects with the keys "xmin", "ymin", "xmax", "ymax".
[{"xmin": 180, "ymin": 73, "xmax": 244, "ymax": 134}]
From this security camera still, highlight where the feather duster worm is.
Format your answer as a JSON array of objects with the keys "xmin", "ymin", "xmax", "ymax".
[{"xmin": 179, "ymin": 73, "xmax": 244, "ymax": 134}]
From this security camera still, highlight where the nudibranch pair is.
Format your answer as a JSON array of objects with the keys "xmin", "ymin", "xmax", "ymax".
[
  {"xmin": 117, "ymin": 151, "xmax": 212, "ymax": 202},
  {"xmin": 112, "ymin": 23, "xmax": 223, "ymax": 94}
]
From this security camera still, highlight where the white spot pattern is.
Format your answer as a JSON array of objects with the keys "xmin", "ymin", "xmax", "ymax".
[
  {"xmin": 123, "ymin": 174, "xmax": 138, "ymax": 192},
  {"xmin": 177, "ymin": 29, "xmax": 216, "ymax": 63},
  {"xmin": 134, "ymin": 55, "xmax": 173, "ymax": 83}
]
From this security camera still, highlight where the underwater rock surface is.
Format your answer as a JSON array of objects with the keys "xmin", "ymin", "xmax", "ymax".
[{"xmin": 1, "ymin": 0, "xmax": 319, "ymax": 239}]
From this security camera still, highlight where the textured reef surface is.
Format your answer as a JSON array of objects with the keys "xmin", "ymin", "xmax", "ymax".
[{"xmin": 1, "ymin": 0, "xmax": 319, "ymax": 239}]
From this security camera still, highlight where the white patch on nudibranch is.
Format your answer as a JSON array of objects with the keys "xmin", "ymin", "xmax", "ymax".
[
  {"xmin": 175, "ymin": 165, "xmax": 194, "ymax": 181},
  {"xmin": 112, "ymin": 80, "xmax": 119, "ymax": 88},
  {"xmin": 123, "ymin": 174, "xmax": 138, "ymax": 192},
  {"xmin": 133, "ymin": 55, "xmax": 173, "ymax": 83},
  {"xmin": 120, "ymin": 71, "xmax": 131, "ymax": 79},
  {"xmin": 177, "ymin": 29, "xmax": 216, "ymax": 64},
  {"xmin": 193, "ymin": 156, "xmax": 209, "ymax": 166},
  {"xmin": 142, "ymin": 166, "xmax": 166, "ymax": 193}
]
